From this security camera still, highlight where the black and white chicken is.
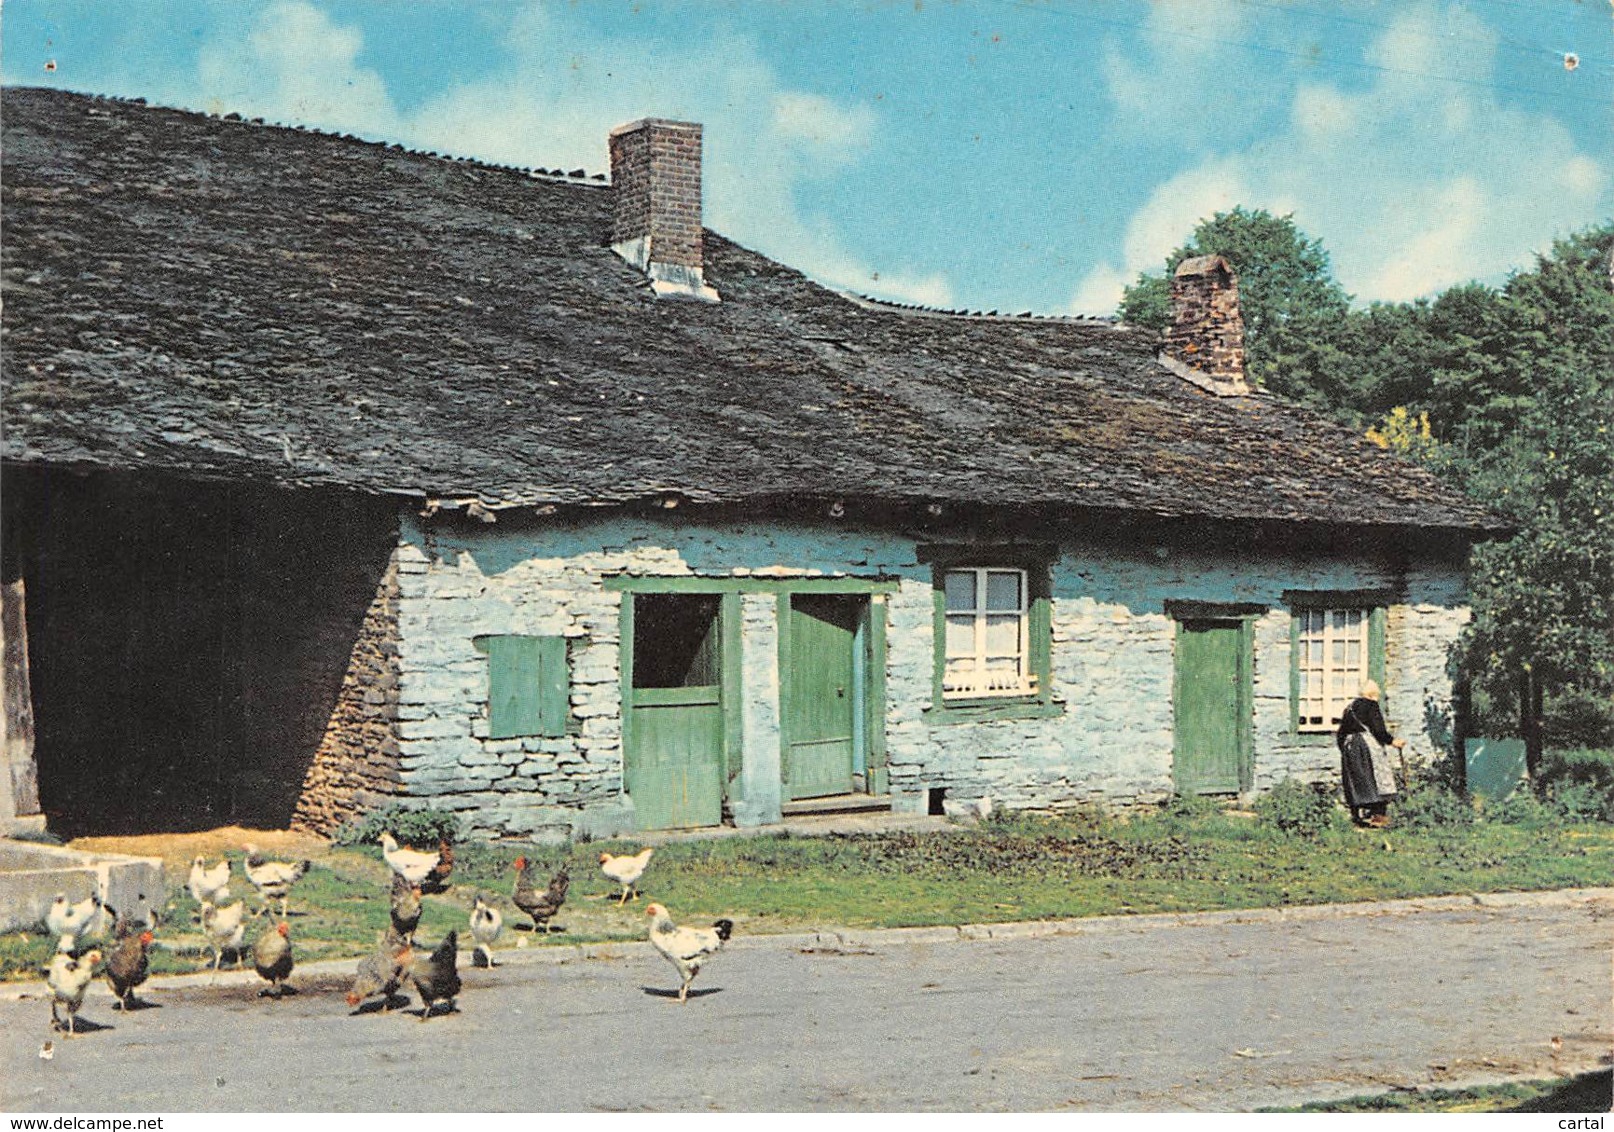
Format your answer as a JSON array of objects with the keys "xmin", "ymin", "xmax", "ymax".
[{"xmin": 645, "ymin": 902, "xmax": 733, "ymax": 1004}]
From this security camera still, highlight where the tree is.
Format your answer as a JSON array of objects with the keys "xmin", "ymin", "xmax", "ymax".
[
  {"xmin": 1118, "ymin": 207, "xmax": 1358, "ymax": 409},
  {"xmin": 1450, "ymin": 223, "xmax": 1614, "ymax": 771}
]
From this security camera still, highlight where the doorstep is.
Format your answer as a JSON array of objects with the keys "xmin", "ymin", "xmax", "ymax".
[{"xmin": 780, "ymin": 793, "xmax": 893, "ymax": 817}]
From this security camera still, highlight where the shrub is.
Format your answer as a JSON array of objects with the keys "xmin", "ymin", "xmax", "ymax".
[
  {"xmin": 1253, "ymin": 779, "xmax": 1341, "ymax": 838},
  {"xmin": 1537, "ymin": 749, "xmax": 1614, "ymax": 823},
  {"xmin": 1394, "ymin": 764, "xmax": 1475, "ymax": 831},
  {"xmin": 1483, "ymin": 789, "xmax": 1556, "ymax": 828},
  {"xmin": 333, "ymin": 803, "xmax": 463, "ymax": 848}
]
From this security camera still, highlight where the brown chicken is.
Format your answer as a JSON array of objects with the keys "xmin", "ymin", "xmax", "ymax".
[
  {"xmin": 419, "ymin": 837, "xmax": 454, "ymax": 895},
  {"xmin": 104, "ymin": 919, "xmax": 154, "ymax": 1011},
  {"xmin": 389, "ymin": 875, "xmax": 422, "ymax": 941},
  {"xmin": 252, "ymin": 921, "xmax": 294, "ymax": 999},
  {"xmin": 511, "ymin": 857, "xmax": 568, "ymax": 932},
  {"xmin": 409, "ymin": 930, "xmax": 461, "ymax": 1022},
  {"xmin": 346, "ymin": 931, "xmax": 413, "ymax": 1013}
]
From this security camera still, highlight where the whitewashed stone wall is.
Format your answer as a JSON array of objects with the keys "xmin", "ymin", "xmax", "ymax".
[{"xmin": 390, "ymin": 509, "xmax": 1470, "ymax": 835}]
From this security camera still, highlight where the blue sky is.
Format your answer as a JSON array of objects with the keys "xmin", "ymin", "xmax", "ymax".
[{"xmin": 3, "ymin": 0, "xmax": 1609, "ymax": 314}]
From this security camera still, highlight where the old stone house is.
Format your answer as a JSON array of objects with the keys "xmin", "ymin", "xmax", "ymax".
[{"xmin": 1, "ymin": 88, "xmax": 1503, "ymax": 839}]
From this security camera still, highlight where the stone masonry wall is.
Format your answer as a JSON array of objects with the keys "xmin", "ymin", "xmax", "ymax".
[
  {"xmin": 291, "ymin": 559, "xmax": 405, "ymax": 834},
  {"xmin": 388, "ymin": 509, "xmax": 1470, "ymax": 835}
]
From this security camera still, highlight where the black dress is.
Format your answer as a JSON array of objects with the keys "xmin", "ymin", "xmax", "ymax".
[{"xmin": 1336, "ymin": 696, "xmax": 1395, "ymax": 808}]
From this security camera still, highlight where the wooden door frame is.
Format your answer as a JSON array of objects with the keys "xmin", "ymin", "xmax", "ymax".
[
  {"xmin": 776, "ymin": 590, "xmax": 888, "ymax": 797},
  {"xmin": 1168, "ymin": 605, "xmax": 1259, "ymax": 795},
  {"xmin": 619, "ymin": 590, "xmax": 742, "ymax": 809}
]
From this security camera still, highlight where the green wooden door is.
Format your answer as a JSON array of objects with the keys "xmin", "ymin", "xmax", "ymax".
[
  {"xmin": 627, "ymin": 687, "xmax": 724, "ymax": 830},
  {"xmin": 785, "ymin": 595, "xmax": 859, "ymax": 800},
  {"xmin": 1173, "ymin": 619, "xmax": 1250, "ymax": 795},
  {"xmin": 624, "ymin": 594, "xmax": 726, "ymax": 830}
]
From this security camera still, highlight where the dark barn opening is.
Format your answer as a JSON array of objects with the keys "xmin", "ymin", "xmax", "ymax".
[{"xmin": 1, "ymin": 467, "xmax": 398, "ymax": 836}]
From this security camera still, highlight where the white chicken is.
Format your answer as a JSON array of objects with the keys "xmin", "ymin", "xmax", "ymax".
[
  {"xmin": 600, "ymin": 847, "xmax": 654, "ymax": 905},
  {"xmin": 201, "ymin": 900, "xmax": 248, "ymax": 973},
  {"xmin": 645, "ymin": 902, "xmax": 733, "ymax": 1003},
  {"xmin": 379, "ymin": 832, "xmax": 440, "ymax": 885},
  {"xmin": 469, "ymin": 893, "xmax": 503, "ymax": 968},
  {"xmin": 187, "ymin": 856, "xmax": 231, "ymax": 908},
  {"xmin": 46, "ymin": 893, "xmax": 109, "ymax": 940},
  {"xmin": 46, "ymin": 949, "xmax": 102, "ymax": 1035},
  {"xmin": 243, "ymin": 846, "xmax": 309, "ymax": 919}
]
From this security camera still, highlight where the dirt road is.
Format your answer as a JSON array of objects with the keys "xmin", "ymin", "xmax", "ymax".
[{"xmin": 3, "ymin": 889, "xmax": 1609, "ymax": 1111}]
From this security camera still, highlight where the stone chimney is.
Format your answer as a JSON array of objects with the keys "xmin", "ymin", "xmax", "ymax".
[
  {"xmin": 608, "ymin": 118, "xmax": 719, "ymax": 302},
  {"xmin": 1160, "ymin": 254, "xmax": 1248, "ymax": 396}
]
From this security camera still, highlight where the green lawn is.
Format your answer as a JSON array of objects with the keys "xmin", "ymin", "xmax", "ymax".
[{"xmin": 5, "ymin": 806, "xmax": 1611, "ymax": 983}]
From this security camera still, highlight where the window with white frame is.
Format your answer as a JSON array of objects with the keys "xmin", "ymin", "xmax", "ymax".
[
  {"xmin": 1296, "ymin": 607, "xmax": 1369, "ymax": 730},
  {"xmin": 942, "ymin": 567, "xmax": 1034, "ymax": 698}
]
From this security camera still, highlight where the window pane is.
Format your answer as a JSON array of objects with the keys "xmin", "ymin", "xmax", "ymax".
[
  {"xmin": 945, "ymin": 615, "xmax": 976, "ymax": 657},
  {"xmin": 944, "ymin": 570, "xmax": 977, "ymax": 612},
  {"xmin": 985, "ymin": 571, "xmax": 1022, "ymax": 611},
  {"xmin": 984, "ymin": 614, "xmax": 1022, "ymax": 656}
]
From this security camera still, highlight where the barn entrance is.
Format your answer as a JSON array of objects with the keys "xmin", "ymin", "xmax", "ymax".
[{"xmin": 0, "ymin": 469, "xmax": 397, "ymax": 836}]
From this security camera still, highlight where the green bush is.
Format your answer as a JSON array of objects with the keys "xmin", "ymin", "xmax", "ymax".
[
  {"xmin": 1537, "ymin": 749, "xmax": 1614, "ymax": 823},
  {"xmin": 1161, "ymin": 792, "xmax": 1224, "ymax": 821},
  {"xmin": 1394, "ymin": 765, "xmax": 1476, "ymax": 830},
  {"xmin": 1253, "ymin": 779, "xmax": 1341, "ymax": 838},
  {"xmin": 332, "ymin": 803, "xmax": 464, "ymax": 848},
  {"xmin": 1483, "ymin": 789, "xmax": 1556, "ymax": 827}
]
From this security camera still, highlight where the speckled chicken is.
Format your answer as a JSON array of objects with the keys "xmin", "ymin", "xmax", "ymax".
[
  {"xmin": 104, "ymin": 919, "xmax": 154, "ymax": 1010},
  {"xmin": 511, "ymin": 857, "xmax": 568, "ymax": 932},
  {"xmin": 346, "ymin": 932, "xmax": 413, "ymax": 1013},
  {"xmin": 243, "ymin": 846, "xmax": 309, "ymax": 919},
  {"xmin": 419, "ymin": 838, "xmax": 454, "ymax": 895},
  {"xmin": 409, "ymin": 931, "xmax": 461, "ymax": 1022},
  {"xmin": 252, "ymin": 921, "xmax": 294, "ymax": 998},
  {"xmin": 201, "ymin": 899, "xmax": 247, "ymax": 973},
  {"xmin": 389, "ymin": 875, "xmax": 422, "ymax": 942}
]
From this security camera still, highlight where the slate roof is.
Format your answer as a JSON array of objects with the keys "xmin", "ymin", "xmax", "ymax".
[{"xmin": 1, "ymin": 87, "xmax": 1502, "ymax": 534}]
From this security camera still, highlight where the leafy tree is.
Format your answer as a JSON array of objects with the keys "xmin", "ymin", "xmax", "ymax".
[
  {"xmin": 1452, "ymin": 223, "xmax": 1614, "ymax": 771},
  {"xmin": 1118, "ymin": 206, "xmax": 1357, "ymax": 408}
]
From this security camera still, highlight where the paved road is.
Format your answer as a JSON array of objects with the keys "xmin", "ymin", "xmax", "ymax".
[{"xmin": 3, "ymin": 890, "xmax": 1609, "ymax": 1112}]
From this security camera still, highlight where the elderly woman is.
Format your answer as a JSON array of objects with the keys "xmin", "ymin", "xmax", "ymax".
[{"xmin": 1337, "ymin": 679, "xmax": 1405, "ymax": 828}]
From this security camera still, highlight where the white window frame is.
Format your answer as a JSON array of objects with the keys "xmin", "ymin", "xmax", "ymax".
[
  {"xmin": 1296, "ymin": 607, "xmax": 1369, "ymax": 731},
  {"xmin": 942, "ymin": 567, "xmax": 1034, "ymax": 700}
]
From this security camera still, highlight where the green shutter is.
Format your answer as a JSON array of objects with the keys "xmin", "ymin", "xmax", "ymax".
[
  {"xmin": 1368, "ymin": 606, "xmax": 1387, "ymax": 688},
  {"xmin": 1288, "ymin": 610, "xmax": 1301, "ymax": 736},
  {"xmin": 487, "ymin": 635, "xmax": 568, "ymax": 739},
  {"xmin": 538, "ymin": 635, "xmax": 568, "ymax": 738}
]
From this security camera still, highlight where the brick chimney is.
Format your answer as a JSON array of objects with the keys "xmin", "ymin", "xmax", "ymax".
[
  {"xmin": 608, "ymin": 118, "xmax": 719, "ymax": 302},
  {"xmin": 1160, "ymin": 254, "xmax": 1248, "ymax": 396}
]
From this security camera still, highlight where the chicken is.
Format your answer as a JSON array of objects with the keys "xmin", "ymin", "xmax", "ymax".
[
  {"xmin": 187, "ymin": 857, "xmax": 231, "ymax": 908},
  {"xmin": 511, "ymin": 857, "xmax": 568, "ymax": 932},
  {"xmin": 599, "ymin": 847, "xmax": 654, "ymax": 905},
  {"xmin": 409, "ymin": 931, "xmax": 461, "ymax": 1022},
  {"xmin": 243, "ymin": 846, "xmax": 309, "ymax": 919},
  {"xmin": 46, "ymin": 893, "xmax": 109, "ymax": 940},
  {"xmin": 389, "ymin": 875, "xmax": 423, "ymax": 942},
  {"xmin": 379, "ymin": 832, "xmax": 440, "ymax": 886},
  {"xmin": 46, "ymin": 949, "xmax": 102, "ymax": 1035},
  {"xmin": 645, "ymin": 903, "xmax": 734, "ymax": 1003},
  {"xmin": 200, "ymin": 899, "xmax": 247, "ymax": 973},
  {"xmin": 104, "ymin": 919, "xmax": 155, "ymax": 1011},
  {"xmin": 419, "ymin": 838, "xmax": 454, "ymax": 895},
  {"xmin": 252, "ymin": 921, "xmax": 294, "ymax": 998},
  {"xmin": 469, "ymin": 893, "xmax": 502, "ymax": 967},
  {"xmin": 346, "ymin": 932, "xmax": 413, "ymax": 1013}
]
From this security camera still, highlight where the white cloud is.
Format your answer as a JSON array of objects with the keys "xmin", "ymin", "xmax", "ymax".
[
  {"xmin": 1100, "ymin": 0, "xmax": 1259, "ymax": 140},
  {"xmin": 1077, "ymin": 1, "xmax": 1611, "ymax": 314},
  {"xmin": 195, "ymin": 2, "xmax": 401, "ymax": 136},
  {"xmin": 185, "ymin": 3, "xmax": 947, "ymax": 309}
]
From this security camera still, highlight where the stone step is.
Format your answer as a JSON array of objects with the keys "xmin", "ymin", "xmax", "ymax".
[{"xmin": 780, "ymin": 794, "xmax": 893, "ymax": 817}]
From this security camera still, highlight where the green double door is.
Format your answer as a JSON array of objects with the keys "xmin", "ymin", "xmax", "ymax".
[
  {"xmin": 1172, "ymin": 618, "xmax": 1252, "ymax": 795},
  {"xmin": 784, "ymin": 595, "xmax": 863, "ymax": 801}
]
